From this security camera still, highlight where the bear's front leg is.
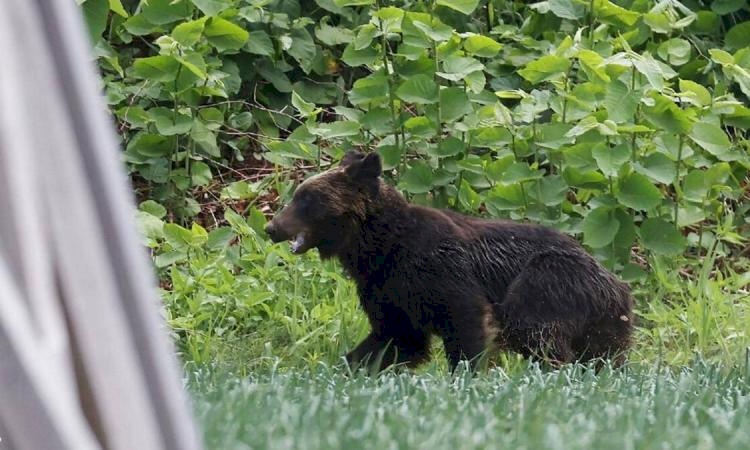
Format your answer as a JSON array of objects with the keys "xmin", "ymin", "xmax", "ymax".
[
  {"xmin": 346, "ymin": 331, "xmax": 430, "ymax": 372},
  {"xmin": 442, "ymin": 316, "xmax": 489, "ymax": 372}
]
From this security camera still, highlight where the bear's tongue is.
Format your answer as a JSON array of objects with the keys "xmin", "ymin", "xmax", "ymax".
[{"xmin": 290, "ymin": 233, "xmax": 307, "ymax": 254}]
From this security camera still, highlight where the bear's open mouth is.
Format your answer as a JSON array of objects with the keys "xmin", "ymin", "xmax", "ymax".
[{"xmin": 289, "ymin": 232, "xmax": 311, "ymax": 254}]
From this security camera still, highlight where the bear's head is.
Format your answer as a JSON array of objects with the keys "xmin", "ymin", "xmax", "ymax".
[{"xmin": 265, "ymin": 151, "xmax": 382, "ymax": 257}]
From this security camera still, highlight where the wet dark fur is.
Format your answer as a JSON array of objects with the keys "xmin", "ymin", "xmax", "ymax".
[{"xmin": 266, "ymin": 152, "xmax": 634, "ymax": 372}]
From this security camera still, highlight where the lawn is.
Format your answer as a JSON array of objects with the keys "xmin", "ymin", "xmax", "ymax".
[{"xmin": 190, "ymin": 361, "xmax": 750, "ymax": 450}]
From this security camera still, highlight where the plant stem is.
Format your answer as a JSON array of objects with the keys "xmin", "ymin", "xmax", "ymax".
[{"xmin": 673, "ymin": 134, "xmax": 684, "ymax": 229}]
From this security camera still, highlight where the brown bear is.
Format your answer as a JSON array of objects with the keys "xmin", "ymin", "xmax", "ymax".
[{"xmin": 265, "ymin": 151, "xmax": 634, "ymax": 372}]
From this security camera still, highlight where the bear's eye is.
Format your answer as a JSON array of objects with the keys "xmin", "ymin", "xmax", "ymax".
[{"xmin": 294, "ymin": 190, "xmax": 319, "ymax": 215}]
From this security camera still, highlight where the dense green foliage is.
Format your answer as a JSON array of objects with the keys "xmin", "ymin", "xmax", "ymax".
[
  {"xmin": 87, "ymin": 0, "xmax": 749, "ymax": 268},
  {"xmin": 191, "ymin": 361, "xmax": 750, "ymax": 449}
]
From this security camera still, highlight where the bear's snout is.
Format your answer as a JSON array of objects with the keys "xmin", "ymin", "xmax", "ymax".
[{"xmin": 265, "ymin": 222, "xmax": 286, "ymax": 243}]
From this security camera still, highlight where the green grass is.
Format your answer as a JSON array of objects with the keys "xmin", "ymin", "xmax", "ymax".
[{"xmin": 189, "ymin": 361, "xmax": 750, "ymax": 450}]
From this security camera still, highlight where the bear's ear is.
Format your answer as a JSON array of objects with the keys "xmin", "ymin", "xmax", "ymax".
[
  {"xmin": 340, "ymin": 151, "xmax": 365, "ymax": 167},
  {"xmin": 344, "ymin": 152, "xmax": 382, "ymax": 182}
]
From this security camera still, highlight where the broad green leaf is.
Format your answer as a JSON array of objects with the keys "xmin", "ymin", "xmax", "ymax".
[
  {"xmin": 348, "ymin": 74, "xmax": 389, "ymax": 106},
  {"xmin": 142, "ymin": 0, "xmax": 190, "ymax": 25},
  {"xmin": 536, "ymin": 123, "xmax": 574, "ymax": 149},
  {"xmin": 616, "ymin": 173, "xmax": 662, "ymax": 210},
  {"xmin": 198, "ymin": 108, "xmax": 224, "ymax": 130},
  {"xmin": 464, "ymin": 71, "xmax": 486, "ymax": 94},
  {"xmin": 549, "ymin": 0, "xmax": 585, "ymax": 19},
  {"xmin": 436, "ymin": 0, "xmax": 480, "ymax": 15},
  {"xmin": 709, "ymin": 48, "xmax": 734, "ymax": 65},
  {"xmin": 342, "ymin": 43, "xmax": 379, "ymax": 67},
  {"xmin": 437, "ymin": 56, "xmax": 484, "ymax": 81},
  {"xmin": 374, "ymin": 7, "xmax": 405, "ymax": 33},
  {"xmin": 678, "ymin": 79, "xmax": 712, "ymax": 107},
  {"xmin": 126, "ymin": 133, "xmax": 174, "ymax": 157},
  {"xmin": 191, "ymin": 120, "xmax": 220, "ymax": 157},
  {"xmin": 430, "ymin": 137, "xmax": 464, "ymax": 158},
  {"xmin": 677, "ymin": 204, "xmax": 706, "ymax": 227},
  {"xmin": 256, "ymin": 61, "xmax": 293, "ymax": 92},
  {"xmin": 633, "ymin": 53, "xmax": 666, "ymax": 90},
  {"xmin": 109, "ymin": 0, "xmax": 129, "ymax": 17},
  {"xmin": 377, "ymin": 145, "xmax": 403, "ymax": 170},
  {"xmin": 206, "ymin": 227, "xmax": 237, "ymax": 249},
  {"xmin": 518, "ymin": 55, "xmax": 571, "ymax": 84},
  {"xmin": 500, "ymin": 163, "xmax": 542, "ymax": 184},
  {"xmin": 116, "ymin": 106, "xmax": 150, "ymax": 128},
  {"xmin": 220, "ymin": 181, "xmax": 256, "ymax": 200},
  {"xmin": 486, "ymin": 185, "xmax": 526, "ymax": 212},
  {"xmin": 353, "ymin": 24, "xmax": 378, "ymax": 50},
  {"xmin": 396, "ymin": 75, "xmax": 439, "ymax": 104},
  {"xmin": 175, "ymin": 52, "xmax": 207, "ymax": 79},
  {"xmin": 229, "ymin": 111, "xmax": 253, "ymax": 131},
  {"xmin": 592, "ymin": 143, "xmax": 630, "ymax": 177},
  {"xmin": 458, "ymin": 180, "xmax": 481, "ymax": 211},
  {"xmin": 246, "ymin": 31, "xmax": 274, "ymax": 56},
  {"xmin": 613, "ymin": 208, "xmax": 637, "ymax": 251},
  {"xmin": 410, "ymin": 17, "xmax": 454, "ymax": 42},
  {"xmin": 635, "ymin": 152, "xmax": 676, "ymax": 184},
  {"xmin": 149, "ymin": 107, "xmax": 193, "ymax": 135},
  {"xmin": 682, "ymin": 169, "xmax": 708, "ymax": 202},
  {"xmin": 191, "ymin": 0, "xmax": 232, "ymax": 16},
  {"xmin": 726, "ymin": 22, "xmax": 750, "ymax": 51},
  {"xmin": 440, "ymin": 87, "xmax": 472, "ymax": 122},
  {"xmin": 133, "ymin": 55, "xmax": 181, "ymax": 82},
  {"xmin": 592, "ymin": 0, "xmax": 640, "ymax": 28},
  {"xmin": 172, "ymin": 18, "xmax": 206, "ymax": 47},
  {"xmin": 204, "ymin": 17, "xmax": 249, "ymax": 51},
  {"xmin": 657, "ymin": 38, "xmax": 692, "ymax": 66},
  {"xmin": 535, "ymin": 175, "xmax": 568, "ymax": 206},
  {"xmin": 711, "ymin": 0, "xmax": 745, "ymax": 15},
  {"xmin": 291, "ymin": 91, "xmax": 318, "ymax": 118},
  {"xmin": 644, "ymin": 12, "xmax": 672, "ymax": 34},
  {"xmin": 82, "ymin": 0, "xmax": 109, "ymax": 41},
  {"xmin": 725, "ymin": 106, "xmax": 750, "ymax": 129},
  {"xmin": 565, "ymin": 116, "xmax": 600, "ymax": 138},
  {"xmin": 191, "ymin": 161, "xmax": 212, "ymax": 186},
  {"xmin": 688, "ymin": 123, "xmax": 731, "ymax": 157},
  {"xmin": 154, "ymin": 251, "xmax": 187, "ymax": 268},
  {"xmin": 583, "ymin": 207, "xmax": 620, "ymax": 248},
  {"xmin": 642, "ymin": 93, "xmax": 692, "ymax": 135},
  {"xmin": 123, "ymin": 15, "xmax": 162, "ymax": 36},
  {"xmin": 139, "ymin": 200, "xmax": 167, "ymax": 218},
  {"xmin": 310, "ymin": 121, "xmax": 361, "ymax": 139},
  {"xmin": 286, "ymin": 28, "xmax": 317, "ymax": 72},
  {"xmin": 316, "ymin": 18, "xmax": 355, "ymax": 46},
  {"xmin": 463, "ymin": 35, "xmax": 502, "ymax": 58},
  {"xmin": 399, "ymin": 162, "xmax": 434, "ymax": 194},
  {"xmin": 403, "ymin": 117, "xmax": 436, "ymax": 137},
  {"xmin": 578, "ymin": 50, "xmax": 610, "ymax": 83},
  {"xmin": 361, "ymin": 108, "xmax": 393, "ymax": 134},
  {"xmin": 639, "ymin": 218, "xmax": 687, "ymax": 256}
]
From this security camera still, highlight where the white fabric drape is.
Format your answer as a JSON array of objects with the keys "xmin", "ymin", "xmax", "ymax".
[{"xmin": 0, "ymin": 1, "xmax": 202, "ymax": 449}]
